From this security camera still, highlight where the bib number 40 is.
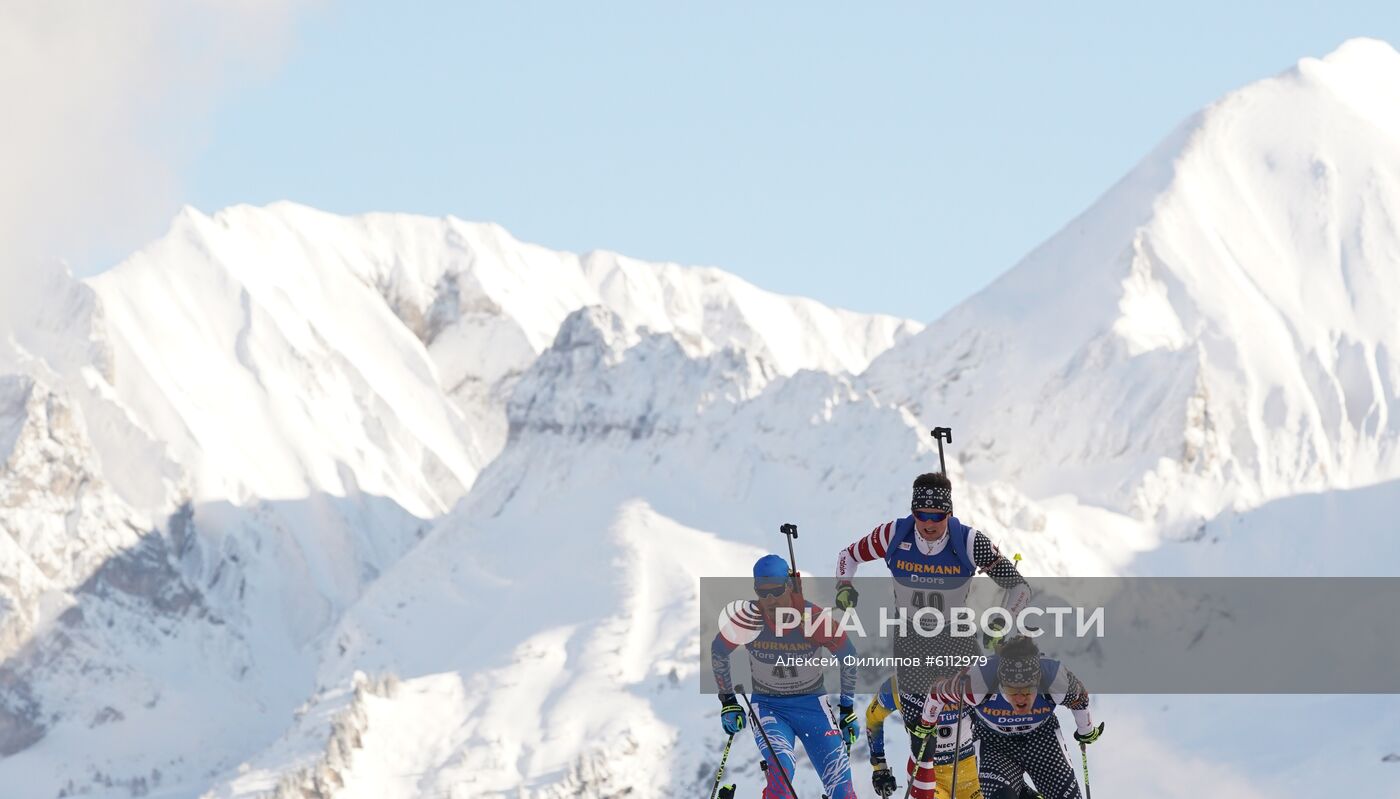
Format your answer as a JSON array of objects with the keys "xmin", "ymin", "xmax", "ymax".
[{"xmin": 910, "ymin": 591, "xmax": 946, "ymax": 611}]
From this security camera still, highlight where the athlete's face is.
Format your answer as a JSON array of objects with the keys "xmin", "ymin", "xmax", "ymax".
[
  {"xmin": 913, "ymin": 508, "xmax": 949, "ymax": 541},
  {"xmin": 755, "ymin": 581, "xmax": 790, "ymax": 614},
  {"xmin": 1002, "ymin": 684, "xmax": 1037, "ymax": 713}
]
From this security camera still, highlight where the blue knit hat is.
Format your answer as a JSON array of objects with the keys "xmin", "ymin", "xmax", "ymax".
[{"xmin": 752, "ymin": 554, "xmax": 790, "ymax": 585}]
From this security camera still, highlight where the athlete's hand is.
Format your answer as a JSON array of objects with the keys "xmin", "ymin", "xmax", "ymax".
[
  {"xmin": 1074, "ymin": 722, "xmax": 1104, "ymax": 745},
  {"xmin": 835, "ymin": 582, "xmax": 858, "ymax": 610},
  {"xmin": 982, "ymin": 616, "xmax": 1007, "ymax": 651},
  {"xmin": 719, "ymin": 695, "xmax": 745, "ymax": 735},
  {"xmin": 870, "ymin": 759, "xmax": 898, "ymax": 796},
  {"xmin": 838, "ymin": 703, "xmax": 859, "ymax": 748}
]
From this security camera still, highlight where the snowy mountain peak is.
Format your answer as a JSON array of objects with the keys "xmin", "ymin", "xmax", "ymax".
[
  {"xmin": 85, "ymin": 202, "xmax": 921, "ymax": 519},
  {"xmin": 1303, "ymin": 36, "xmax": 1400, "ymax": 87},
  {"xmin": 507, "ymin": 305, "xmax": 774, "ymax": 442},
  {"xmin": 1292, "ymin": 38, "xmax": 1400, "ymax": 141},
  {"xmin": 549, "ymin": 304, "xmax": 647, "ymax": 362},
  {"xmin": 864, "ymin": 41, "xmax": 1400, "ymax": 524}
]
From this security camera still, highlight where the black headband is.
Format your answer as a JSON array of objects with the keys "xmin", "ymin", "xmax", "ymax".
[
  {"xmin": 911, "ymin": 484, "xmax": 952, "ymax": 513},
  {"xmin": 997, "ymin": 655, "xmax": 1042, "ymax": 688}
]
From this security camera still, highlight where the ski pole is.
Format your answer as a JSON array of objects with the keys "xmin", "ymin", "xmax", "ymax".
[
  {"xmin": 737, "ymin": 686, "xmax": 800, "ymax": 799},
  {"xmin": 947, "ymin": 689, "xmax": 966, "ymax": 799},
  {"xmin": 903, "ymin": 670, "xmax": 968, "ymax": 799},
  {"xmin": 780, "ymin": 522, "xmax": 809, "ymax": 599},
  {"xmin": 929, "ymin": 427, "xmax": 953, "ymax": 475},
  {"xmin": 779, "ymin": 523, "xmax": 799, "ymax": 576},
  {"xmin": 708, "ymin": 733, "xmax": 735, "ymax": 799},
  {"xmin": 1079, "ymin": 741, "xmax": 1092, "ymax": 799},
  {"xmin": 902, "ymin": 731, "xmax": 932, "ymax": 799}
]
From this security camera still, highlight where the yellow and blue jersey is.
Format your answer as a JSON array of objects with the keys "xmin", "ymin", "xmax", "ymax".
[{"xmin": 864, "ymin": 675, "xmax": 972, "ymax": 766}]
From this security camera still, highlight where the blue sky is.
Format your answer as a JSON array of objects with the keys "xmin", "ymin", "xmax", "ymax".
[{"xmin": 185, "ymin": 2, "xmax": 1399, "ymax": 323}]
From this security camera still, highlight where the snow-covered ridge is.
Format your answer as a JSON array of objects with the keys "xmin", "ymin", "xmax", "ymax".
[
  {"xmin": 863, "ymin": 37, "xmax": 1400, "ymax": 528},
  {"xmin": 89, "ymin": 202, "xmax": 921, "ymax": 514},
  {"xmin": 0, "ymin": 375, "xmax": 165, "ymax": 659},
  {"xmin": 506, "ymin": 305, "xmax": 776, "ymax": 441},
  {"xmin": 0, "ymin": 201, "xmax": 921, "ymax": 796}
]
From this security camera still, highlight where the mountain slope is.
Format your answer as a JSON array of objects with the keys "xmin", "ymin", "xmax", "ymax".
[
  {"xmin": 204, "ymin": 302, "xmax": 1399, "ymax": 799},
  {"xmin": 862, "ymin": 37, "xmax": 1400, "ymax": 530},
  {"xmin": 92, "ymin": 201, "xmax": 921, "ymax": 516},
  {"xmin": 199, "ymin": 304, "xmax": 1145, "ymax": 799},
  {"xmin": 1, "ymin": 210, "xmax": 921, "ymax": 797}
]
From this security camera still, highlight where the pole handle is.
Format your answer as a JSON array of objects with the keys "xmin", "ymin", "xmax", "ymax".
[
  {"xmin": 779, "ymin": 523, "xmax": 799, "ymax": 575},
  {"xmin": 930, "ymin": 427, "xmax": 953, "ymax": 474}
]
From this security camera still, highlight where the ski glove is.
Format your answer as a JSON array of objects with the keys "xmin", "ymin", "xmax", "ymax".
[
  {"xmin": 982, "ymin": 616, "xmax": 1007, "ymax": 651},
  {"xmin": 871, "ymin": 759, "xmax": 898, "ymax": 796},
  {"xmin": 838, "ymin": 703, "xmax": 859, "ymax": 748},
  {"xmin": 719, "ymin": 696, "xmax": 745, "ymax": 735},
  {"xmin": 1073, "ymin": 721, "xmax": 1104, "ymax": 745},
  {"xmin": 835, "ymin": 582, "xmax": 859, "ymax": 610}
]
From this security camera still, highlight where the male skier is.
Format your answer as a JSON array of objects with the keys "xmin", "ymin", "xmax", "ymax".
[
  {"xmin": 834, "ymin": 471, "xmax": 1030, "ymax": 798},
  {"xmin": 864, "ymin": 675, "xmax": 979, "ymax": 798},
  {"xmin": 917, "ymin": 636, "xmax": 1104, "ymax": 799},
  {"xmin": 713, "ymin": 554, "xmax": 861, "ymax": 799}
]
